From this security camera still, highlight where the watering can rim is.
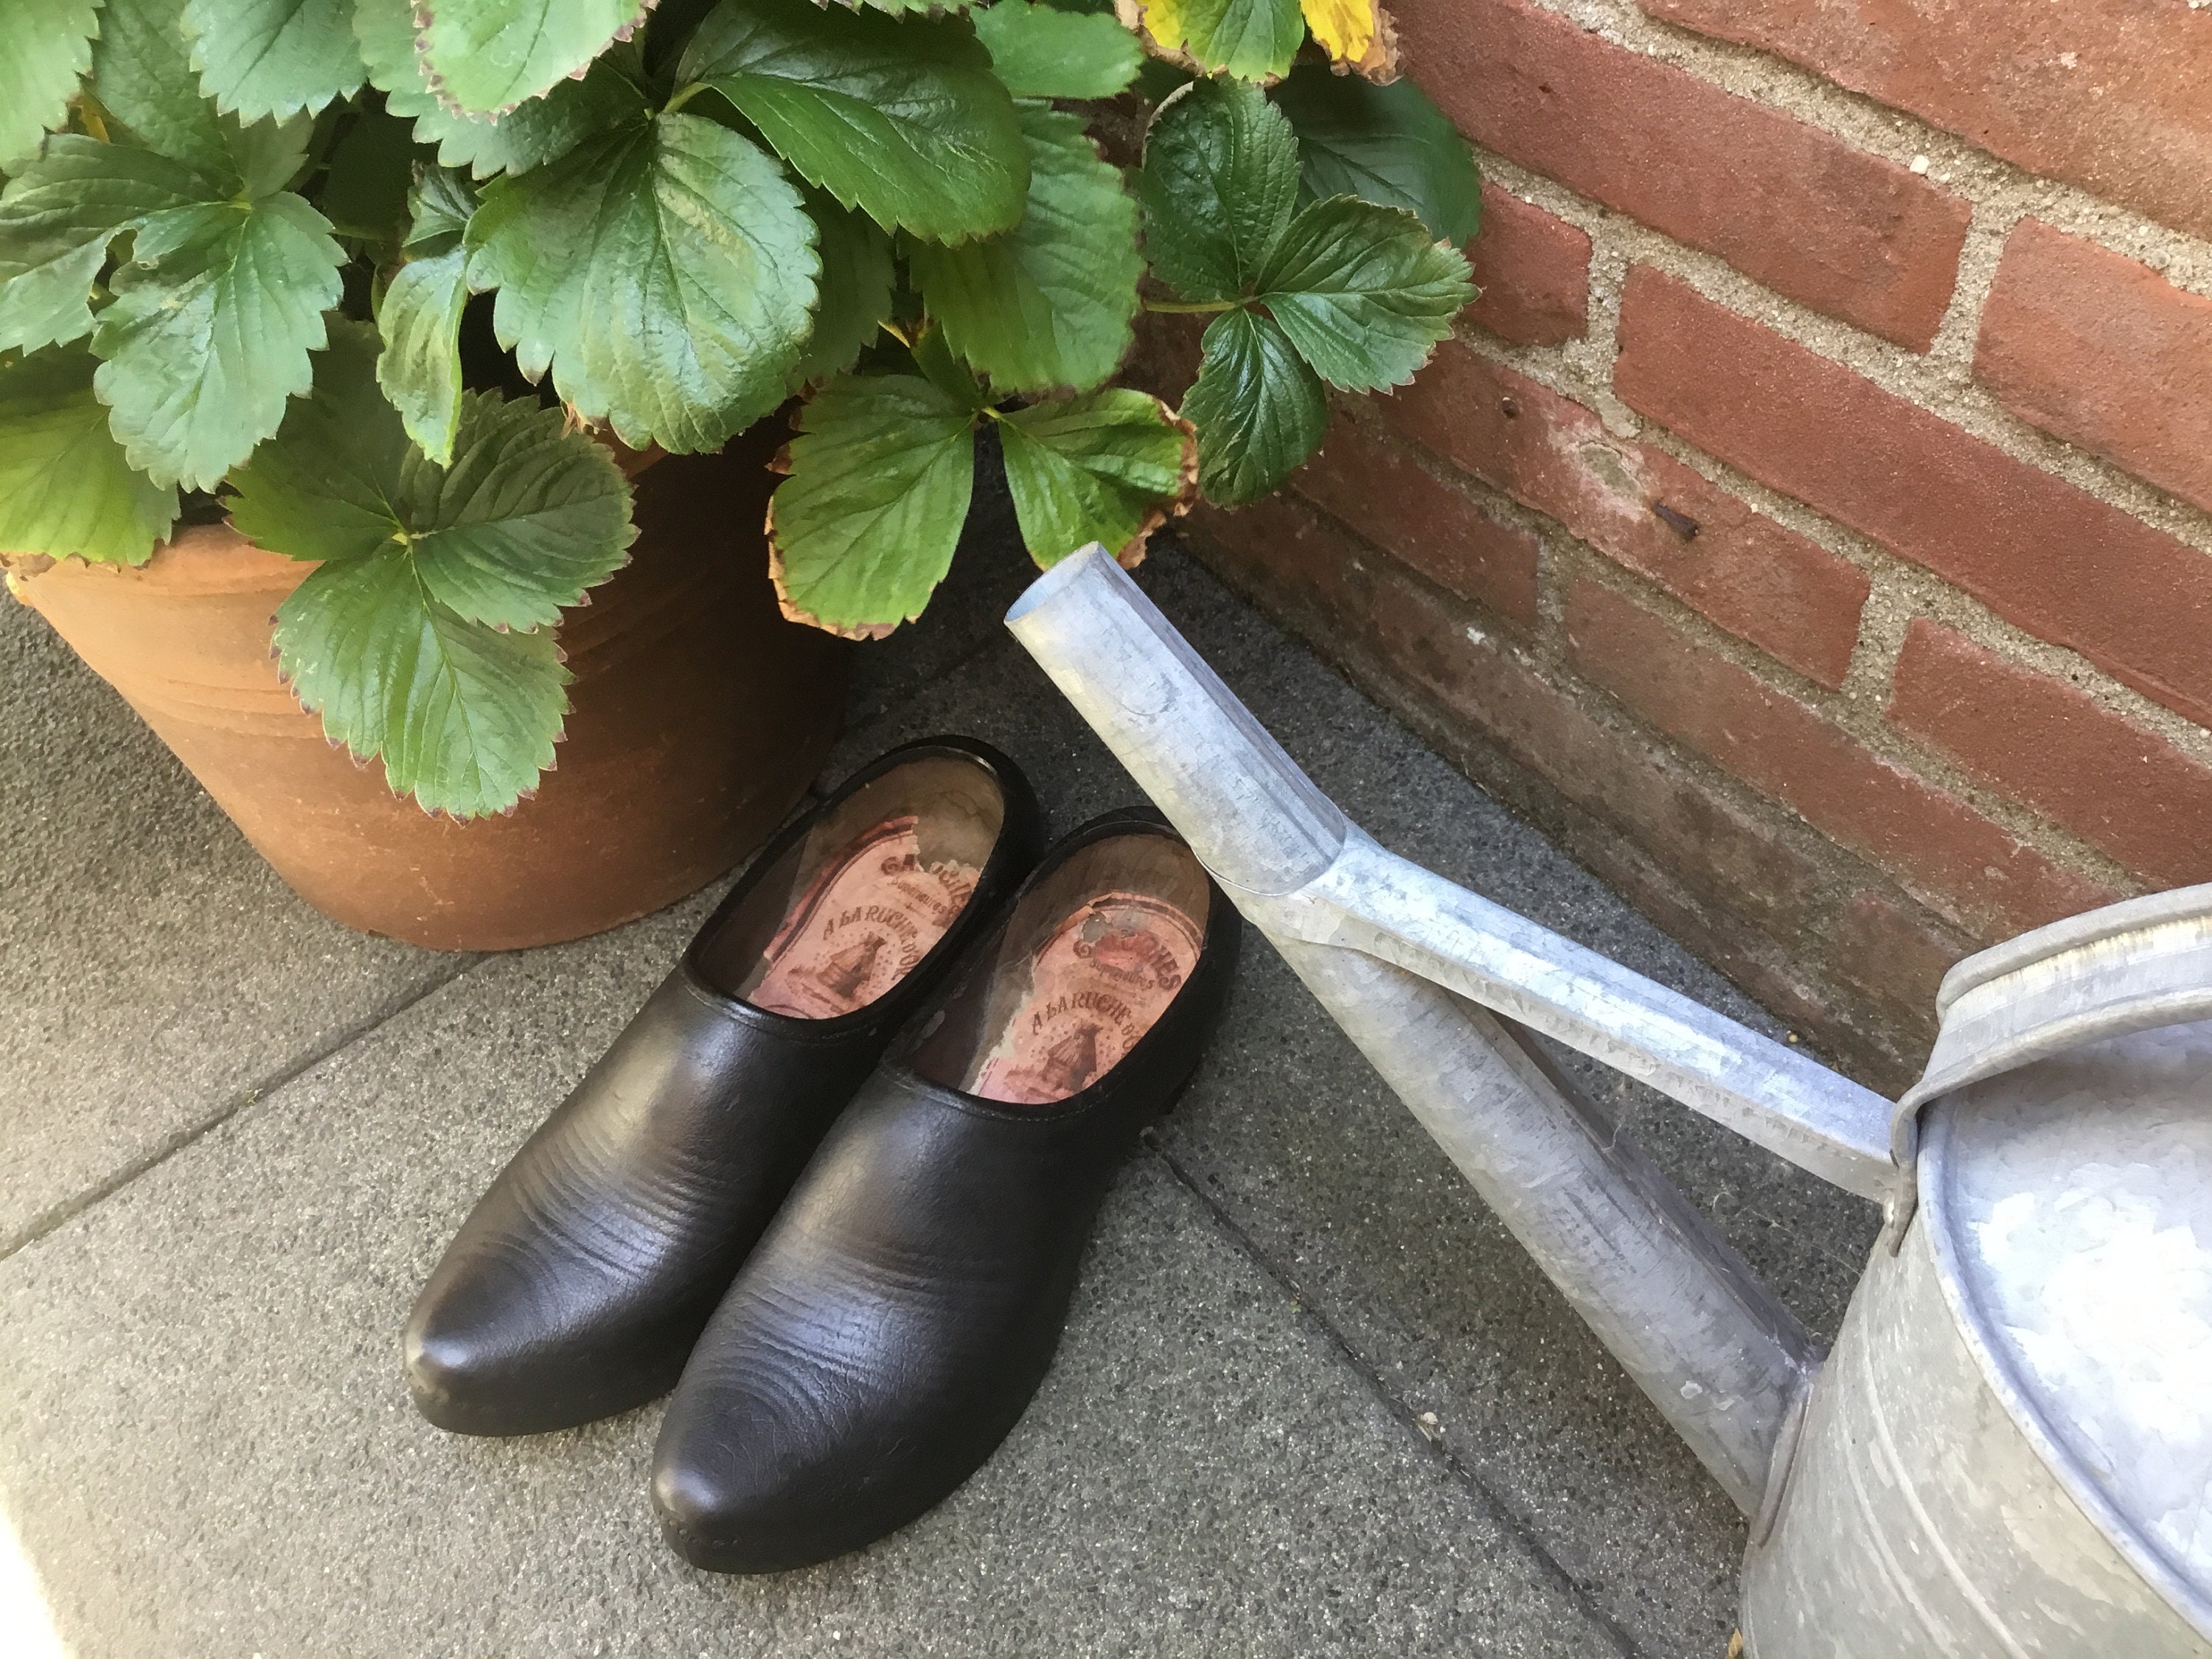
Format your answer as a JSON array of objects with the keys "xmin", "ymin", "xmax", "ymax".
[
  {"xmin": 1934, "ymin": 884, "xmax": 2212, "ymax": 1018},
  {"xmin": 1920, "ymin": 1087, "xmax": 2212, "ymax": 1641},
  {"xmin": 1892, "ymin": 882, "xmax": 2212, "ymax": 1226}
]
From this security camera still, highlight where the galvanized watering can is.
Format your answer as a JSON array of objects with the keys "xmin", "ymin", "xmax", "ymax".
[{"xmin": 1007, "ymin": 547, "xmax": 2212, "ymax": 1658}]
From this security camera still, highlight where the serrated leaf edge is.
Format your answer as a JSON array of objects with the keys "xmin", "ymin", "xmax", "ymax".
[
  {"xmin": 178, "ymin": 0, "xmax": 369, "ymax": 120},
  {"xmin": 1112, "ymin": 0, "xmax": 1210, "ymax": 80},
  {"xmin": 412, "ymin": 0, "xmax": 657, "ymax": 119},
  {"xmin": 762, "ymin": 491, "xmax": 901, "ymax": 641},
  {"xmin": 1114, "ymin": 400, "xmax": 1200, "ymax": 568},
  {"xmin": 1299, "ymin": 0, "xmax": 1401, "ymax": 81},
  {"xmin": 1256, "ymin": 194, "xmax": 1476, "ymax": 392},
  {"xmin": 268, "ymin": 588, "xmax": 575, "ymax": 820},
  {"xmin": 1051, "ymin": 394, "xmax": 1197, "ymax": 571}
]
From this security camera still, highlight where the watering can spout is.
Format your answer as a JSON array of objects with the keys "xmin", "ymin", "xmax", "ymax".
[
  {"xmin": 1007, "ymin": 546, "xmax": 1893, "ymax": 1515},
  {"xmin": 1005, "ymin": 549, "xmax": 1352, "ymax": 894},
  {"xmin": 1008, "ymin": 547, "xmax": 1896, "ymax": 1199}
]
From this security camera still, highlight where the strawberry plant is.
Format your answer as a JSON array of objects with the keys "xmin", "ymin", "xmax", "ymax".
[{"xmin": 0, "ymin": 0, "xmax": 1478, "ymax": 816}]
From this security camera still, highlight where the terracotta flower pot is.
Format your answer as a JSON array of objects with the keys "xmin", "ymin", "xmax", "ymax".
[{"xmin": 6, "ymin": 436, "xmax": 849, "ymax": 950}]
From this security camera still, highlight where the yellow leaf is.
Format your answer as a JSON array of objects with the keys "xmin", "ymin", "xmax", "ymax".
[
  {"xmin": 1115, "ymin": 0, "xmax": 1200, "ymax": 71},
  {"xmin": 1299, "ymin": 0, "xmax": 1400, "ymax": 78}
]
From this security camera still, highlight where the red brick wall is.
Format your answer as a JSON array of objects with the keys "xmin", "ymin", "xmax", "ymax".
[{"xmin": 1143, "ymin": 0, "xmax": 2212, "ymax": 1089}]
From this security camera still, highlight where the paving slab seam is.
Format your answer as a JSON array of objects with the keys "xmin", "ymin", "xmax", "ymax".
[
  {"xmin": 0, "ymin": 953, "xmax": 485, "ymax": 1262},
  {"xmin": 1143, "ymin": 1133, "xmax": 1650, "ymax": 1659},
  {"xmin": 1, "ymin": 771, "xmax": 826, "ymax": 1270}
]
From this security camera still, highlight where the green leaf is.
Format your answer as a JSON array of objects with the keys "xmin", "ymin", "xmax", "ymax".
[
  {"xmin": 1, "ymin": 112, "xmax": 349, "ymax": 488},
  {"xmin": 354, "ymin": 0, "xmax": 647, "ymax": 178},
  {"xmin": 679, "ymin": 0, "xmax": 1027, "ymax": 244},
  {"xmin": 235, "ymin": 334, "xmax": 631, "ymax": 628},
  {"xmin": 1137, "ymin": 76, "xmax": 1298, "ymax": 303},
  {"xmin": 401, "ymin": 402, "xmax": 636, "ymax": 630},
  {"xmin": 89, "ymin": 0, "xmax": 231, "ymax": 173},
  {"xmin": 467, "ymin": 109, "xmax": 819, "ymax": 453},
  {"xmin": 227, "ymin": 319, "xmax": 411, "ymax": 563},
  {"xmin": 909, "ymin": 103, "xmax": 1138, "ymax": 395},
  {"xmin": 1182, "ymin": 305, "xmax": 1325, "ymax": 507},
  {"xmin": 237, "ymin": 321, "xmax": 636, "ymax": 817},
  {"xmin": 274, "ymin": 549, "xmax": 571, "ymax": 817},
  {"xmin": 416, "ymin": 0, "xmax": 650, "ymax": 116},
  {"xmin": 0, "ymin": 48, "xmax": 347, "ymax": 490},
  {"xmin": 404, "ymin": 161, "xmax": 479, "ymax": 251},
  {"xmin": 973, "ymin": 0, "xmax": 1141, "ymax": 100},
  {"xmin": 377, "ymin": 167, "xmax": 476, "ymax": 462},
  {"xmin": 1122, "ymin": 0, "xmax": 1301, "ymax": 83},
  {"xmin": 0, "ymin": 136, "xmax": 210, "ymax": 352},
  {"xmin": 1000, "ymin": 388, "xmax": 1193, "ymax": 566},
  {"xmin": 181, "ymin": 0, "xmax": 366, "ymax": 121},
  {"xmin": 0, "ymin": 342, "xmax": 178, "ymax": 563},
  {"xmin": 1271, "ymin": 64, "xmax": 1481, "ymax": 246},
  {"xmin": 220, "ymin": 109, "xmax": 319, "ymax": 194},
  {"xmin": 93, "ymin": 182, "xmax": 345, "ymax": 490},
  {"xmin": 790, "ymin": 190, "xmax": 894, "ymax": 389},
  {"xmin": 910, "ymin": 320, "xmax": 987, "ymax": 410},
  {"xmin": 0, "ymin": 0, "xmax": 97, "ymax": 169},
  {"xmin": 1133, "ymin": 55, "xmax": 1191, "ymax": 105},
  {"xmin": 767, "ymin": 372, "xmax": 976, "ymax": 636},
  {"xmin": 319, "ymin": 104, "xmax": 421, "ymax": 242},
  {"xmin": 1257, "ymin": 195, "xmax": 1473, "ymax": 392}
]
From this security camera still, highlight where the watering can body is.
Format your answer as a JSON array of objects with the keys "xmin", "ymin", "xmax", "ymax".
[
  {"xmin": 1745, "ymin": 1019, "xmax": 2212, "ymax": 1656},
  {"xmin": 1007, "ymin": 548, "xmax": 2212, "ymax": 1657}
]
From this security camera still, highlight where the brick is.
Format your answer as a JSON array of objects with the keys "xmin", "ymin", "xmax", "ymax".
[
  {"xmin": 1828, "ymin": 890, "xmax": 1971, "ymax": 1034},
  {"xmin": 1194, "ymin": 495, "xmax": 1832, "ymax": 942},
  {"xmin": 1974, "ymin": 220, "xmax": 2212, "ymax": 515},
  {"xmin": 1185, "ymin": 494, "xmax": 1377, "ymax": 627},
  {"xmin": 1466, "ymin": 183, "xmax": 1590, "ymax": 347},
  {"xmin": 1190, "ymin": 491, "xmax": 1938, "ymax": 1081},
  {"xmin": 1638, "ymin": 0, "xmax": 2212, "ymax": 244},
  {"xmin": 1289, "ymin": 417, "xmax": 1541, "ymax": 625},
  {"xmin": 1888, "ymin": 619, "xmax": 2212, "ymax": 887},
  {"xmin": 1382, "ymin": 341, "xmax": 1868, "ymax": 686},
  {"xmin": 1565, "ymin": 575, "xmax": 2115, "ymax": 936},
  {"xmin": 1615, "ymin": 266, "xmax": 2212, "ymax": 728},
  {"xmin": 1393, "ymin": 0, "xmax": 1970, "ymax": 350}
]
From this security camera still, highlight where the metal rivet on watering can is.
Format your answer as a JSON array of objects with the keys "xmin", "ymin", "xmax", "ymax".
[{"xmin": 1008, "ymin": 546, "xmax": 2212, "ymax": 1658}]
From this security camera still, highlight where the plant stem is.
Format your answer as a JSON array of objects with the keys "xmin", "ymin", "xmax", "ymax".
[{"xmin": 1142, "ymin": 299, "xmax": 1239, "ymax": 314}]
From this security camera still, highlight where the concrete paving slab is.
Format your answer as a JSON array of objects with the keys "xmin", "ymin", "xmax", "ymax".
[
  {"xmin": 821, "ymin": 537, "xmax": 1884, "ymax": 1658},
  {"xmin": 0, "ymin": 894, "xmax": 1618, "ymax": 1659},
  {"xmin": 7, "ymin": 523, "xmax": 1889, "ymax": 1659},
  {"xmin": 0, "ymin": 596, "xmax": 459, "ymax": 1254}
]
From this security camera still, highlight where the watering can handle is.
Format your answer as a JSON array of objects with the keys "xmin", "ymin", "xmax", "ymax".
[{"xmin": 1007, "ymin": 547, "xmax": 1899, "ymax": 1206}]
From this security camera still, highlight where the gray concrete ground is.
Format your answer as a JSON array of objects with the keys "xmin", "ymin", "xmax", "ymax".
[
  {"xmin": 0, "ymin": 525, "xmax": 1881, "ymax": 1659},
  {"xmin": 0, "ymin": 604, "xmax": 460, "ymax": 1255}
]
